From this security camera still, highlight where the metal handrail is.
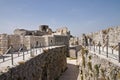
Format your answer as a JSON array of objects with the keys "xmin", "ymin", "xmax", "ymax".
[
  {"xmin": 102, "ymin": 43, "xmax": 107, "ymax": 48},
  {"xmin": 88, "ymin": 42, "xmax": 120, "ymax": 62},
  {"xmin": 0, "ymin": 46, "xmax": 12, "ymax": 57},
  {"xmin": 113, "ymin": 45, "xmax": 118, "ymax": 50},
  {"xmin": 0, "ymin": 46, "xmax": 12, "ymax": 62},
  {"xmin": 18, "ymin": 47, "xmax": 23, "ymax": 51},
  {"xmin": 4, "ymin": 46, "xmax": 12, "ymax": 55},
  {"xmin": 17, "ymin": 46, "xmax": 24, "ymax": 57}
]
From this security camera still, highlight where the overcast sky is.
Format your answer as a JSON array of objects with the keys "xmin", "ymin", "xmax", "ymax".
[{"xmin": 0, "ymin": 0, "xmax": 120, "ymax": 36}]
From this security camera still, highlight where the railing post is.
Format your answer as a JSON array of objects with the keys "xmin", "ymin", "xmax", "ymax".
[
  {"xmin": 11, "ymin": 52, "xmax": 13, "ymax": 65},
  {"xmin": 10, "ymin": 45, "xmax": 14, "ymax": 65},
  {"xmin": 30, "ymin": 44, "xmax": 33, "ymax": 57},
  {"xmin": 18, "ymin": 51, "xmax": 20, "ymax": 57},
  {"xmin": 118, "ymin": 43, "xmax": 120, "ymax": 62},
  {"xmin": 98, "ymin": 42, "xmax": 101, "ymax": 54},
  {"xmin": 30, "ymin": 48, "xmax": 33, "ymax": 57},
  {"xmin": 106, "ymin": 45, "xmax": 108, "ymax": 57},
  {"xmin": 36, "ymin": 48, "xmax": 37, "ymax": 54},
  {"xmin": 33, "ymin": 46, "xmax": 34, "ymax": 52},
  {"xmin": 99, "ymin": 45, "xmax": 101, "ymax": 54},
  {"xmin": 23, "ymin": 51, "xmax": 25, "ymax": 60},
  {"xmin": 94, "ymin": 44, "xmax": 95, "ymax": 52},
  {"xmin": 3, "ymin": 55, "xmax": 5, "ymax": 62},
  {"xmin": 112, "ymin": 48, "xmax": 113, "ymax": 54},
  {"xmin": 106, "ymin": 35, "xmax": 109, "ymax": 58}
]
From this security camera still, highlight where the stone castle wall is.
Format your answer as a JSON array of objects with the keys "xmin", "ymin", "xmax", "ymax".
[
  {"xmin": 8, "ymin": 35, "xmax": 21, "ymax": 51},
  {"xmin": 86, "ymin": 26, "xmax": 120, "ymax": 46},
  {"xmin": 0, "ymin": 46, "xmax": 67, "ymax": 80},
  {"xmin": 77, "ymin": 47, "xmax": 120, "ymax": 80},
  {"xmin": 22, "ymin": 36, "xmax": 45, "ymax": 49},
  {"xmin": 0, "ymin": 26, "xmax": 70, "ymax": 54},
  {"xmin": 0, "ymin": 34, "xmax": 8, "ymax": 54}
]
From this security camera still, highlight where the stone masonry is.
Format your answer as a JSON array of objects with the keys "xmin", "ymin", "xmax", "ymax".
[
  {"xmin": 0, "ymin": 34, "xmax": 8, "ymax": 54},
  {"xmin": 0, "ymin": 25, "xmax": 70, "ymax": 54},
  {"xmin": 0, "ymin": 46, "xmax": 67, "ymax": 80},
  {"xmin": 77, "ymin": 47, "xmax": 120, "ymax": 80},
  {"xmin": 85, "ymin": 26, "xmax": 120, "ymax": 47}
]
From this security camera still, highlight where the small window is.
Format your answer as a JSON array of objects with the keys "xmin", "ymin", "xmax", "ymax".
[
  {"xmin": 51, "ymin": 40, "xmax": 52, "ymax": 43},
  {"xmin": 36, "ymin": 41, "xmax": 38, "ymax": 47}
]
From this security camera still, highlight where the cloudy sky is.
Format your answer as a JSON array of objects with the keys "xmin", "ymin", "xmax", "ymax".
[{"xmin": 0, "ymin": 0, "xmax": 120, "ymax": 36}]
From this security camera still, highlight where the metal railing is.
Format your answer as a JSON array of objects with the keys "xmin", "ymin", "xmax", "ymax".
[
  {"xmin": 88, "ymin": 42, "xmax": 120, "ymax": 63},
  {"xmin": 0, "ymin": 45, "xmax": 44, "ymax": 65},
  {"xmin": 0, "ymin": 46, "xmax": 12, "ymax": 62},
  {"xmin": 0, "ymin": 44, "xmax": 56, "ymax": 65}
]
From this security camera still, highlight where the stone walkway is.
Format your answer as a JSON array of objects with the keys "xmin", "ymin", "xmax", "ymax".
[
  {"xmin": 59, "ymin": 58, "xmax": 79, "ymax": 80},
  {"xmin": 89, "ymin": 46, "xmax": 120, "ymax": 67}
]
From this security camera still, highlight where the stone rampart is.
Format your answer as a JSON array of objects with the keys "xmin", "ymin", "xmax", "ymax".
[
  {"xmin": 0, "ymin": 46, "xmax": 67, "ymax": 80},
  {"xmin": 77, "ymin": 47, "xmax": 120, "ymax": 80},
  {"xmin": 86, "ymin": 26, "xmax": 120, "ymax": 46}
]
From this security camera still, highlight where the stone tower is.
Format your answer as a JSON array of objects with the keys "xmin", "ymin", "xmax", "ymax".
[{"xmin": 39, "ymin": 25, "xmax": 49, "ymax": 32}]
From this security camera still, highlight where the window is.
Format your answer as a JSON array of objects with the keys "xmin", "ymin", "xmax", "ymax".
[{"xmin": 36, "ymin": 41, "xmax": 39, "ymax": 47}]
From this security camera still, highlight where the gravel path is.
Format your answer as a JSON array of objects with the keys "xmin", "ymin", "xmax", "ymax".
[{"xmin": 59, "ymin": 58, "xmax": 79, "ymax": 80}]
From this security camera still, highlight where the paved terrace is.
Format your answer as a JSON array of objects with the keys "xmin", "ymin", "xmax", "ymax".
[{"xmin": 0, "ymin": 46, "xmax": 61, "ymax": 73}]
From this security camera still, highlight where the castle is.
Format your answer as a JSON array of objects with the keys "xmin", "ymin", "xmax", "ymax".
[{"xmin": 0, "ymin": 25, "xmax": 70, "ymax": 54}]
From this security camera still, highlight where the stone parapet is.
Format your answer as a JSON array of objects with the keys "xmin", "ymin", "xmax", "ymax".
[{"xmin": 0, "ymin": 46, "xmax": 67, "ymax": 80}]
